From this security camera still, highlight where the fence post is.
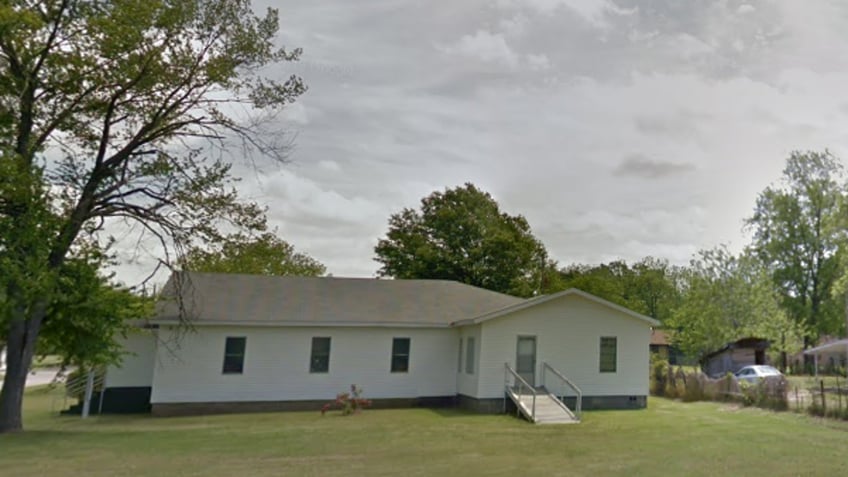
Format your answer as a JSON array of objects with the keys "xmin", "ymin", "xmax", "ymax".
[
  {"xmin": 794, "ymin": 386, "xmax": 798, "ymax": 412},
  {"xmin": 821, "ymin": 380, "xmax": 826, "ymax": 415}
]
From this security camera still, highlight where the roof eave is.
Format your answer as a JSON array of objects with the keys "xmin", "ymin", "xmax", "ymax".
[
  {"xmin": 150, "ymin": 318, "xmax": 452, "ymax": 329},
  {"xmin": 454, "ymin": 288, "xmax": 660, "ymax": 327}
]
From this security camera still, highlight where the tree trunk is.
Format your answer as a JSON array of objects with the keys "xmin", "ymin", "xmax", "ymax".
[{"xmin": 0, "ymin": 303, "xmax": 46, "ymax": 433}]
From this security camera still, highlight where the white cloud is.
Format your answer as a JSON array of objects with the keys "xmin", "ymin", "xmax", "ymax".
[
  {"xmin": 441, "ymin": 30, "xmax": 519, "ymax": 68},
  {"xmin": 500, "ymin": 14, "xmax": 529, "ymax": 37},
  {"xmin": 499, "ymin": 0, "xmax": 635, "ymax": 27},
  {"xmin": 526, "ymin": 53, "xmax": 551, "ymax": 70},
  {"xmin": 281, "ymin": 102, "xmax": 310, "ymax": 125},
  {"xmin": 738, "ymin": 4, "xmax": 756, "ymax": 15},
  {"xmin": 317, "ymin": 160, "xmax": 341, "ymax": 173}
]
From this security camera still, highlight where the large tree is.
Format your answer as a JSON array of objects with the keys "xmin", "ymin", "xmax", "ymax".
[
  {"xmin": 746, "ymin": 151, "xmax": 845, "ymax": 347},
  {"xmin": 558, "ymin": 257, "xmax": 681, "ymax": 322},
  {"xmin": 668, "ymin": 247, "xmax": 803, "ymax": 363},
  {"xmin": 374, "ymin": 183, "xmax": 550, "ymax": 297},
  {"xmin": 0, "ymin": 0, "xmax": 304, "ymax": 432},
  {"xmin": 181, "ymin": 232, "xmax": 326, "ymax": 276},
  {"xmin": 37, "ymin": 254, "xmax": 152, "ymax": 369}
]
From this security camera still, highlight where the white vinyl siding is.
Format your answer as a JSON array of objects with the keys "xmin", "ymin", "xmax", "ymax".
[
  {"xmin": 144, "ymin": 293, "xmax": 651, "ymax": 404},
  {"xmin": 105, "ymin": 330, "xmax": 157, "ymax": 388},
  {"xmin": 151, "ymin": 326, "xmax": 458, "ymax": 403},
  {"xmin": 475, "ymin": 294, "xmax": 651, "ymax": 399}
]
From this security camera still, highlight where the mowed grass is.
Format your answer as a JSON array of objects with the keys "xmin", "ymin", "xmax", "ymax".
[{"xmin": 2, "ymin": 387, "xmax": 848, "ymax": 477}]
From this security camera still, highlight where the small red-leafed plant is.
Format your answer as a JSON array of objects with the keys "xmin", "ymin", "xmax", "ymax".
[{"xmin": 321, "ymin": 385, "xmax": 372, "ymax": 416}]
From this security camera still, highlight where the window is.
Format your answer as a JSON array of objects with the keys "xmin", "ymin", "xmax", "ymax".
[
  {"xmin": 222, "ymin": 337, "xmax": 246, "ymax": 374},
  {"xmin": 465, "ymin": 337, "xmax": 475, "ymax": 374},
  {"xmin": 599, "ymin": 337, "xmax": 617, "ymax": 373},
  {"xmin": 457, "ymin": 338, "xmax": 463, "ymax": 372},
  {"xmin": 310, "ymin": 337, "xmax": 331, "ymax": 373},
  {"xmin": 391, "ymin": 337, "xmax": 410, "ymax": 373}
]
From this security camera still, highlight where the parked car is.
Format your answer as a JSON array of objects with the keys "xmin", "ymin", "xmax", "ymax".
[{"xmin": 734, "ymin": 365, "xmax": 782, "ymax": 383}]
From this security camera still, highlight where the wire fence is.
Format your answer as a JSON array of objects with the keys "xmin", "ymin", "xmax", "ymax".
[
  {"xmin": 651, "ymin": 358, "xmax": 848, "ymax": 421},
  {"xmin": 790, "ymin": 376, "xmax": 848, "ymax": 419}
]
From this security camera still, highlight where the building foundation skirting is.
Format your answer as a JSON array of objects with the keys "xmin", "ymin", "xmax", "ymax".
[
  {"xmin": 151, "ymin": 395, "xmax": 457, "ymax": 417},
  {"xmin": 149, "ymin": 393, "xmax": 647, "ymax": 417},
  {"xmin": 562, "ymin": 395, "xmax": 647, "ymax": 410},
  {"xmin": 457, "ymin": 394, "xmax": 509, "ymax": 414},
  {"xmin": 458, "ymin": 393, "xmax": 648, "ymax": 413}
]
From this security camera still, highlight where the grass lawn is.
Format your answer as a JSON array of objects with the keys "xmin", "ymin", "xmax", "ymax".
[
  {"xmin": 2, "ymin": 387, "xmax": 848, "ymax": 477},
  {"xmin": 31, "ymin": 355, "xmax": 63, "ymax": 369},
  {"xmin": 786, "ymin": 374, "xmax": 847, "ymax": 390}
]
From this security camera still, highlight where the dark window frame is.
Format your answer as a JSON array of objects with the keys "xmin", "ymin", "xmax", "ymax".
[
  {"xmin": 310, "ymin": 337, "xmax": 332, "ymax": 373},
  {"xmin": 599, "ymin": 336, "xmax": 617, "ymax": 373},
  {"xmin": 222, "ymin": 337, "xmax": 247, "ymax": 374},
  {"xmin": 391, "ymin": 337, "xmax": 411, "ymax": 373}
]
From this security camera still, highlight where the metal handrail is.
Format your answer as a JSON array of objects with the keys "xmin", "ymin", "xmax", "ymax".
[
  {"xmin": 504, "ymin": 363, "xmax": 537, "ymax": 422},
  {"xmin": 59, "ymin": 368, "xmax": 107, "ymax": 417},
  {"xmin": 541, "ymin": 362, "xmax": 582, "ymax": 419}
]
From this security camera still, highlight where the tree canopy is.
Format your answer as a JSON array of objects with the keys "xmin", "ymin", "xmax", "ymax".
[
  {"xmin": 746, "ymin": 151, "xmax": 846, "ymax": 344},
  {"xmin": 0, "ymin": 0, "xmax": 304, "ymax": 432},
  {"xmin": 374, "ymin": 183, "xmax": 551, "ymax": 297},
  {"xmin": 38, "ymin": 255, "xmax": 152, "ymax": 369},
  {"xmin": 668, "ymin": 247, "xmax": 803, "ymax": 361},
  {"xmin": 558, "ymin": 257, "xmax": 681, "ymax": 322},
  {"xmin": 181, "ymin": 232, "xmax": 326, "ymax": 276}
]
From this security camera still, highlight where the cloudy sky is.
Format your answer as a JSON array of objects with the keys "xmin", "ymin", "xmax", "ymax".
[{"xmin": 117, "ymin": 0, "xmax": 848, "ymax": 284}]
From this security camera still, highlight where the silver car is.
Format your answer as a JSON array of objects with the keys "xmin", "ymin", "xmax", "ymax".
[{"xmin": 734, "ymin": 365, "xmax": 782, "ymax": 383}]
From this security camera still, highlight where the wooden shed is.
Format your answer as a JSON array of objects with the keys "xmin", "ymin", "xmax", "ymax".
[{"xmin": 701, "ymin": 338, "xmax": 770, "ymax": 378}]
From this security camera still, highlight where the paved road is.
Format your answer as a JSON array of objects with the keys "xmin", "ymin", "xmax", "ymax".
[
  {"xmin": 25, "ymin": 368, "xmax": 62, "ymax": 387},
  {"xmin": 0, "ymin": 368, "xmax": 64, "ymax": 387}
]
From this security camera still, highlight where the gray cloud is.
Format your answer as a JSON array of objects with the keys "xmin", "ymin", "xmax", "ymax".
[
  {"xmin": 633, "ymin": 109, "xmax": 712, "ymax": 139},
  {"xmin": 107, "ymin": 0, "xmax": 848, "ymax": 286},
  {"xmin": 613, "ymin": 154, "xmax": 696, "ymax": 179}
]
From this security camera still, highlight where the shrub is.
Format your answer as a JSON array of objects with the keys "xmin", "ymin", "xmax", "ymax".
[
  {"xmin": 807, "ymin": 399, "xmax": 825, "ymax": 417},
  {"xmin": 736, "ymin": 376, "xmax": 787, "ymax": 410},
  {"xmin": 650, "ymin": 355, "xmax": 670, "ymax": 396},
  {"xmin": 321, "ymin": 384, "xmax": 372, "ymax": 416},
  {"xmin": 681, "ymin": 371, "xmax": 706, "ymax": 402},
  {"xmin": 650, "ymin": 365, "xmax": 788, "ymax": 412}
]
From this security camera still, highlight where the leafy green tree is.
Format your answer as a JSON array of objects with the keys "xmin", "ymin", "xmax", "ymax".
[
  {"xmin": 0, "ymin": 0, "xmax": 304, "ymax": 432},
  {"xmin": 630, "ymin": 257, "xmax": 683, "ymax": 323},
  {"xmin": 558, "ymin": 257, "xmax": 681, "ymax": 322},
  {"xmin": 374, "ymin": 183, "xmax": 550, "ymax": 297},
  {"xmin": 668, "ymin": 247, "xmax": 804, "ymax": 363},
  {"xmin": 559, "ymin": 260, "xmax": 633, "ymax": 305},
  {"xmin": 746, "ymin": 152, "xmax": 845, "ymax": 347},
  {"xmin": 38, "ymin": 256, "xmax": 152, "ymax": 369},
  {"xmin": 181, "ymin": 232, "xmax": 325, "ymax": 276}
]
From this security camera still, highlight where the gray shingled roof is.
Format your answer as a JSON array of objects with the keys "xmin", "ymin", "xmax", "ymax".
[{"xmin": 154, "ymin": 272, "xmax": 524, "ymax": 327}]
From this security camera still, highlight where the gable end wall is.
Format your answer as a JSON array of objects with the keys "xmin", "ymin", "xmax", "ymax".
[{"xmin": 475, "ymin": 294, "xmax": 651, "ymax": 399}]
